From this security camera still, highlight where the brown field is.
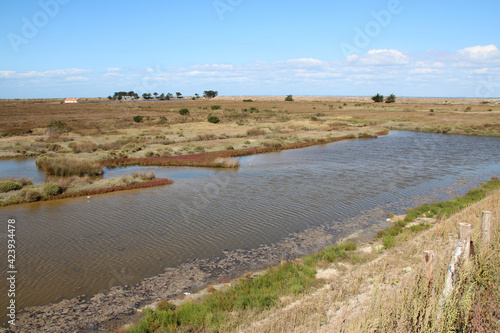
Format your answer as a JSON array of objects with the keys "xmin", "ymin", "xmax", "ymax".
[{"xmin": 1, "ymin": 96, "xmax": 499, "ymax": 160}]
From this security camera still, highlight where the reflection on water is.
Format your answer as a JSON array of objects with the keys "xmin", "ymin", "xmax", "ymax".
[{"xmin": 0, "ymin": 131, "xmax": 499, "ymax": 319}]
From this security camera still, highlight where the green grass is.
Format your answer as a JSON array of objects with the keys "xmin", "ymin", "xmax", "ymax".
[
  {"xmin": 405, "ymin": 177, "xmax": 500, "ymax": 222},
  {"xmin": 378, "ymin": 177, "xmax": 500, "ymax": 249},
  {"xmin": 127, "ymin": 243, "xmax": 358, "ymax": 333}
]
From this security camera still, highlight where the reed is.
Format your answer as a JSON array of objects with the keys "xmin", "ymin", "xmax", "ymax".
[{"xmin": 36, "ymin": 155, "xmax": 103, "ymax": 177}]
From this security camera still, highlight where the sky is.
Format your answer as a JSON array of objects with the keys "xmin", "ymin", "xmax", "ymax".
[{"xmin": 0, "ymin": 0, "xmax": 499, "ymax": 99}]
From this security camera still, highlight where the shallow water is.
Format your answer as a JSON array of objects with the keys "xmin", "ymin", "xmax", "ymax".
[{"xmin": 0, "ymin": 131, "xmax": 499, "ymax": 320}]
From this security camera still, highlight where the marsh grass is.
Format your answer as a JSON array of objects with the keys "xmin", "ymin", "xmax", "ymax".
[{"xmin": 36, "ymin": 155, "xmax": 103, "ymax": 177}]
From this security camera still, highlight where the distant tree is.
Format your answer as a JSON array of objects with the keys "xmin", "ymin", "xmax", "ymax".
[
  {"xmin": 154, "ymin": 92, "xmax": 158, "ymax": 99},
  {"xmin": 176, "ymin": 92, "xmax": 183, "ymax": 99},
  {"xmin": 158, "ymin": 93, "xmax": 165, "ymax": 100},
  {"xmin": 285, "ymin": 94, "xmax": 294, "ymax": 102},
  {"xmin": 117, "ymin": 95, "xmax": 123, "ymax": 101},
  {"xmin": 372, "ymin": 93, "xmax": 384, "ymax": 103},
  {"xmin": 195, "ymin": 93, "xmax": 200, "ymax": 99},
  {"xmin": 107, "ymin": 95, "xmax": 113, "ymax": 100},
  {"xmin": 167, "ymin": 93, "xmax": 173, "ymax": 100},
  {"xmin": 385, "ymin": 94, "xmax": 396, "ymax": 103},
  {"xmin": 203, "ymin": 90, "xmax": 218, "ymax": 99}
]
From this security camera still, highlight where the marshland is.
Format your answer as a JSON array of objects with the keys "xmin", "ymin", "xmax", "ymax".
[{"xmin": 0, "ymin": 96, "xmax": 499, "ymax": 332}]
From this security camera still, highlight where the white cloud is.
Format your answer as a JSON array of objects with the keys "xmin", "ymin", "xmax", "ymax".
[
  {"xmin": 348, "ymin": 49, "xmax": 410, "ymax": 66},
  {"xmin": 107, "ymin": 67, "xmax": 123, "ymax": 72},
  {"xmin": 458, "ymin": 44, "xmax": 500, "ymax": 62}
]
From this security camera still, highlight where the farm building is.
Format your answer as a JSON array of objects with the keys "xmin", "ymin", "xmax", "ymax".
[{"xmin": 64, "ymin": 98, "xmax": 79, "ymax": 104}]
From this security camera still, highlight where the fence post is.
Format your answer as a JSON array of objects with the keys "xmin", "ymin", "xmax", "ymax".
[
  {"xmin": 482, "ymin": 211, "xmax": 492, "ymax": 244},
  {"xmin": 423, "ymin": 250, "xmax": 435, "ymax": 282},
  {"xmin": 459, "ymin": 223, "xmax": 472, "ymax": 260}
]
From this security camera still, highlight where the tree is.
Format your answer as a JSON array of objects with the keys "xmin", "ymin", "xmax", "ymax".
[
  {"xmin": 203, "ymin": 90, "xmax": 218, "ymax": 99},
  {"xmin": 385, "ymin": 94, "xmax": 396, "ymax": 103},
  {"xmin": 167, "ymin": 93, "xmax": 173, "ymax": 100},
  {"xmin": 285, "ymin": 94, "xmax": 294, "ymax": 101},
  {"xmin": 158, "ymin": 93, "xmax": 165, "ymax": 100},
  {"xmin": 372, "ymin": 94, "xmax": 384, "ymax": 103},
  {"xmin": 195, "ymin": 93, "xmax": 200, "ymax": 99},
  {"xmin": 176, "ymin": 92, "xmax": 183, "ymax": 99},
  {"xmin": 154, "ymin": 92, "xmax": 158, "ymax": 99}
]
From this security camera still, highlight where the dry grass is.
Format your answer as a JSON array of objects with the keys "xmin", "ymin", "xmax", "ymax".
[
  {"xmin": 237, "ymin": 188, "xmax": 500, "ymax": 333},
  {"xmin": 1, "ymin": 97, "xmax": 498, "ymax": 159}
]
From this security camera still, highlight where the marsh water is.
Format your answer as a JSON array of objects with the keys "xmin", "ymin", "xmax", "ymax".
[{"xmin": 0, "ymin": 131, "xmax": 499, "ymax": 320}]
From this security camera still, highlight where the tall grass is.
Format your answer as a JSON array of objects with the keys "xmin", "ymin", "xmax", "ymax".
[{"xmin": 36, "ymin": 155, "xmax": 103, "ymax": 176}]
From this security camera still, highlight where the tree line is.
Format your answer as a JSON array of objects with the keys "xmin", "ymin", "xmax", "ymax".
[{"xmin": 108, "ymin": 90, "xmax": 218, "ymax": 101}]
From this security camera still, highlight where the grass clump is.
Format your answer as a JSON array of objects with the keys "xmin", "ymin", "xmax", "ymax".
[
  {"xmin": 0, "ymin": 180, "xmax": 23, "ymax": 193},
  {"xmin": 43, "ymin": 182, "xmax": 62, "ymax": 196},
  {"xmin": 36, "ymin": 155, "xmax": 103, "ymax": 177}
]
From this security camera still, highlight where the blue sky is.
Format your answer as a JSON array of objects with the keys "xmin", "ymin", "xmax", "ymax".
[{"xmin": 1, "ymin": 0, "xmax": 499, "ymax": 98}]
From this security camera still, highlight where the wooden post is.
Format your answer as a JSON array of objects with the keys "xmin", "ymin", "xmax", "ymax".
[
  {"xmin": 482, "ymin": 211, "xmax": 492, "ymax": 244},
  {"xmin": 459, "ymin": 223, "xmax": 472, "ymax": 260},
  {"xmin": 423, "ymin": 250, "xmax": 435, "ymax": 282}
]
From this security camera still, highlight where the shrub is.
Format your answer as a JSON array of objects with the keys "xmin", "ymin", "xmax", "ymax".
[
  {"xmin": 43, "ymin": 182, "xmax": 62, "ymax": 196},
  {"xmin": 247, "ymin": 128, "xmax": 266, "ymax": 136},
  {"xmin": 385, "ymin": 94, "xmax": 396, "ymax": 103},
  {"xmin": 311, "ymin": 116, "xmax": 318, "ymax": 121},
  {"xmin": 243, "ymin": 99, "xmax": 253, "ymax": 102},
  {"xmin": 207, "ymin": 115, "xmax": 220, "ymax": 124},
  {"xmin": 179, "ymin": 108, "xmax": 189, "ymax": 115},
  {"xmin": 372, "ymin": 93, "xmax": 384, "ymax": 103},
  {"xmin": 0, "ymin": 181, "xmax": 23, "ymax": 193},
  {"xmin": 285, "ymin": 95, "xmax": 294, "ymax": 102},
  {"xmin": 133, "ymin": 115, "xmax": 143, "ymax": 123},
  {"xmin": 211, "ymin": 105, "xmax": 221, "ymax": 110},
  {"xmin": 22, "ymin": 189, "xmax": 42, "ymax": 202}
]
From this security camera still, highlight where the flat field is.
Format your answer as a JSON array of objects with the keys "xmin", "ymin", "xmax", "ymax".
[{"xmin": 0, "ymin": 96, "xmax": 499, "ymax": 160}]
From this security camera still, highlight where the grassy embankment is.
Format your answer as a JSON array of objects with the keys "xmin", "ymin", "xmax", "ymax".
[
  {"xmin": 124, "ymin": 178, "xmax": 500, "ymax": 332},
  {"xmin": 0, "ymin": 171, "xmax": 172, "ymax": 207}
]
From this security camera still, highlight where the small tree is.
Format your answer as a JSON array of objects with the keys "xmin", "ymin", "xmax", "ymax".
[
  {"xmin": 207, "ymin": 115, "xmax": 220, "ymax": 123},
  {"xmin": 203, "ymin": 90, "xmax": 218, "ymax": 99},
  {"xmin": 372, "ymin": 94, "xmax": 384, "ymax": 103},
  {"xmin": 154, "ymin": 92, "xmax": 158, "ymax": 99},
  {"xmin": 176, "ymin": 92, "xmax": 183, "ymax": 99},
  {"xmin": 285, "ymin": 94, "xmax": 294, "ymax": 101},
  {"xmin": 195, "ymin": 93, "xmax": 200, "ymax": 99},
  {"xmin": 385, "ymin": 94, "xmax": 396, "ymax": 103}
]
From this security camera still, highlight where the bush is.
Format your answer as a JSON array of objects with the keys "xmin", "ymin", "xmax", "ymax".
[
  {"xmin": 211, "ymin": 105, "xmax": 221, "ymax": 110},
  {"xmin": 43, "ymin": 182, "xmax": 62, "ymax": 196},
  {"xmin": 22, "ymin": 189, "xmax": 42, "ymax": 202},
  {"xmin": 385, "ymin": 94, "xmax": 396, "ymax": 103},
  {"xmin": 207, "ymin": 115, "xmax": 220, "ymax": 124},
  {"xmin": 0, "ymin": 181, "xmax": 23, "ymax": 193},
  {"xmin": 179, "ymin": 108, "xmax": 189, "ymax": 115},
  {"xmin": 133, "ymin": 115, "xmax": 143, "ymax": 123},
  {"xmin": 243, "ymin": 99, "xmax": 253, "ymax": 102},
  {"xmin": 285, "ymin": 95, "xmax": 294, "ymax": 102},
  {"xmin": 372, "ymin": 94, "xmax": 384, "ymax": 103}
]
